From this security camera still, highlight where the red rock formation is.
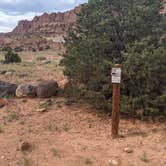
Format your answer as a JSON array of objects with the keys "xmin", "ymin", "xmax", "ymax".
[{"xmin": 0, "ymin": 5, "xmax": 81, "ymax": 51}]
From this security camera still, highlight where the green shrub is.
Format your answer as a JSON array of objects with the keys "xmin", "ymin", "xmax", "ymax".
[
  {"xmin": 38, "ymin": 47, "xmax": 43, "ymax": 51},
  {"xmin": 14, "ymin": 47, "xmax": 23, "ymax": 52},
  {"xmin": 61, "ymin": 0, "xmax": 166, "ymax": 118},
  {"xmin": 4, "ymin": 50, "xmax": 21, "ymax": 63},
  {"xmin": 122, "ymin": 37, "xmax": 166, "ymax": 117},
  {"xmin": 45, "ymin": 45, "xmax": 50, "ymax": 50},
  {"xmin": 2, "ymin": 47, "xmax": 12, "ymax": 52},
  {"xmin": 36, "ymin": 56, "xmax": 46, "ymax": 61},
  {"xmin": 32, "ymin": 48, "xmax": 36, "ymax": 52}
]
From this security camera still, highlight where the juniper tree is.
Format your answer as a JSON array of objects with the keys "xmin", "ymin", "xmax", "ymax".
[{"xmin": 61, "ymin": 0, "xmax": 166, "ymax": 116}]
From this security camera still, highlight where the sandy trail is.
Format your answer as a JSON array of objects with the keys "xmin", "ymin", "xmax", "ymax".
[{"xmin": 0, "ymin": 98, "xmax": 165, "ymax": 166}]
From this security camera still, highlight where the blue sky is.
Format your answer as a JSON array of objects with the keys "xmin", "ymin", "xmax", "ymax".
[{"xmin": 0, "ymin": 0, "xmax": 87, "ymax": 33}]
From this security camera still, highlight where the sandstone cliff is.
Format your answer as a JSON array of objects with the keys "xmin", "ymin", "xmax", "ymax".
[{"xmin": 0, "ymin": 5, "xmax": 81, "ymax": 51}]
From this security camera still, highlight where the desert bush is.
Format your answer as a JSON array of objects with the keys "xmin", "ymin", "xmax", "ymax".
[
  {"xmin": 32, "ymin": 48, "xmax": 36, "ymax": 52},
  {"xmin": 2, "ymin": 47, "xmax": 12, "ymax": 52},
  {"xmin": 61, "ymin": 0, "xmax": 166, "ymax": 118},
  {"xmin": 38, "ymin": 47, "xmax": 44, "ymax": 51},
  {"xmin": 45, "ymin": 45, "xmax": 50, "ymax": 50},
  {"xmin": 36, "ymin": 56, "xmax": 47, "ymax": 61},
  {"xmin": 14, "ymin": 46, "xmax": 23, "ymax": 52},
  {"xmin": 122, "ymin": 37, "xmax": 166, "ymax": 117},
  {"xmin": 3, "ymin": 49, "xmax": 21, "ymax": 63}
]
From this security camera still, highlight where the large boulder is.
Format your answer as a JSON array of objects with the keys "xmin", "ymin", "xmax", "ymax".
[
  {"xmin": 16, "ymin": 84, "xmax": 36, "ymax": 98},
  {"xmin": 36, "ymin": 80, "xmax": 58, "ymax": 98},
  {"xmin": 0, "ymin": 81, "xmax": 17, "ymax": 98}
]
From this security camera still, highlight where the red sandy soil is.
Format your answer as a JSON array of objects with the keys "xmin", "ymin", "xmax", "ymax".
[
  {"xmin": 0, "ymin": 98, "xmax": 165, "ymax": 166},
  {"xmin": 0, "ymin": 50, "xmax": 166, "ymax": 166}
]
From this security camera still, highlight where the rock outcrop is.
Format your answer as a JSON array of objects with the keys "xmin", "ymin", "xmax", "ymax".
[
  {"xmin": 0, "ymin": 81, "xmax": 17, "ymax": 98},
  {"xmin": 0, "ymin": 5, "xmax": 81, "ymax": 51},
  {"xmin": 36, "ymin": 80, "xmax": 58, "ymax": 98},
  {"xmin": 16, "ymin": 84, "xmax": 36, "ymax": 98}
]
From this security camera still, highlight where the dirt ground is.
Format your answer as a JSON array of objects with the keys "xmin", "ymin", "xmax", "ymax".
[{"xmin": 0, "ymin": 50, "xmax": 166, "ymax": 166}]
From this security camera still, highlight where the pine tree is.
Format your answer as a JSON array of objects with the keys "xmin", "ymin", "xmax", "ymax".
[{"xmin": 61, "ymin": 0, "xmax": 166, "ymax": 115}]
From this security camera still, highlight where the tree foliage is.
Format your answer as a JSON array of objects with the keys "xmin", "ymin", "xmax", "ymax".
[
  {"xmin": 61, "ymin": 0, "xmax": 166, "ymax": 117},
  {"xmin": 3, "ymin": 48, "xmax": 22, "ymax": 64}
]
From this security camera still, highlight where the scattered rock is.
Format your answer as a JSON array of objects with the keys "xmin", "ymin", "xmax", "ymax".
[
  {"xmin": 18, "ymin": 73, "xmax": 28, "ymax": 78},
  {"xmin": 109, "ymin": 159, "xmax": 121, "ymax": 166},
  {"xmin": 16, "ymin": 84, "xmax": 36, "ymax": 98},
  {"xmin": 5, "ymin": 72, "xmax": 13, "ymax": 76},
  {"xmin": 21, "ymin": 99, "xmax": 27, "ymax": 103},
  {"xmin": 42, "ymin": 60, "xmax": 51, "ymax": 65},
  {"xmin": 0, "ymin": 81, "xmax": 17, "ymax": 98},
  {"xmin": 0, "ymin": 70, "xmax": 7, "ymax": 75},
  {"xmin": 43, "ymin": 99, "xmax": 53, "ymax": 106},
  {"xmin": 8, "ymin": 69, "xmax": 16, "ymax": 73},
  {"xmin": 59, "ymin": 79, "xmax": 69, "ymax": 89},
  {"xmin": 1, "ymin": 155, "xmax": 5, "ymax": 160},
  {"xmin": 124, "ymin": 147, "xmax": 133, "ymax": 153},
  {"xmin": 0, "ymin": 99, "xmax": 8, "ymax": 108},
  {"xmin": 36, "ymin": 80, "xmax": 58, "ymax": 98},
  {"xmin": 37, "ymin": 108, "xmax": 47, "ymax": 113},
  {"xmin": 5, "ymin": 70, "xmax": 15, "ymax": 76},
  {"xmin": 20, "ymin": 141, "xmax": 32, "ymax": 152}
]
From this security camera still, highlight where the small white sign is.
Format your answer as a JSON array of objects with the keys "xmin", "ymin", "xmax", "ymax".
[{"xmin": 111, "ymin": 68, "xmax": 121, "ymax": 83}]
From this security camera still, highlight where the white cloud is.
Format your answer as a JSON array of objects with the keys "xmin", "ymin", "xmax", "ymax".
[
  {"xmin": 0, "ymin": 0, "xmax": 87, "ymax": 14},
  {"xmin": 0, "ymin": 11, "xmax": 41, "ymax": 32},
  {"xmin": 0, "ymin": 26, "xmax": 11, "ymax": 33}
]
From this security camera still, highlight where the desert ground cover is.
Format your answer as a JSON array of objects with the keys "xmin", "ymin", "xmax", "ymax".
[{"xmin": 0, "ymin": 50, "xmax": 166, "ymax": 166}]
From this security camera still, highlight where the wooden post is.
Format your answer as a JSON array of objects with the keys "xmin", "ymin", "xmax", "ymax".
[{"xmin": 111, "ymin": 64, "xmax": 121, "ymax": 138}]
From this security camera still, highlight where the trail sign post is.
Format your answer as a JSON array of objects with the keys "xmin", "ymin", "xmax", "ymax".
[{"xmin": 111, "ymin": 64, "xmax": 121, "ymax": 138}]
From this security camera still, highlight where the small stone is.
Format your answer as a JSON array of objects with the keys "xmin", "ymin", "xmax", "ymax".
[
  {"xmin": 37, "ymin": 108, "xmax": 47, "ymax": 113},
  {"xmin": 5, "ymin": 71, "xmax": 13, "ymax": 76},
  {"xmin": 22, "ymin": 99, "xmax": 27, "ymax": 103},
  {"xmin": 119, "ymin": 138, "xmax": 124, "ymax": 142},
  {"xmin": 20, "ymin": 141, "xmax": 32, "ymax": 152},
  {"xmin": 42, "ymin": 60, "xmax": 51, "ymax": 65},
  {"xmin": 0, "ymin": 70, "xmax": 7, "ymax": 75},
  {"xmin": 0, "ymin": 99, "xmax": 8, "ymax": 108},
  {"xmin": 1, "ymin": 155, "xmax": 5, "ymax": 159},
  {"xmin": 109, "ymin": 159, "xmax": 120, "ymax": 166},
  {"xmin": 18, "ymin": 73, "xmax": 28, "ymax": 78},
  {"xmin": 124, "ymin": 147, "xmax": 133, "ymax": 153}
]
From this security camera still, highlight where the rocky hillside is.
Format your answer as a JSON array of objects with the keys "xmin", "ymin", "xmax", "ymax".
[{"xmin": 0, "ymin": 5, "xmax": 81, "ymax": 51}]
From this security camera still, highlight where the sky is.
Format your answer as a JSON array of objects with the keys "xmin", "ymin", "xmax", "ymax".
[{"xmin": 0, "ymin": 0, "xmax": 87, "ymax": 33}]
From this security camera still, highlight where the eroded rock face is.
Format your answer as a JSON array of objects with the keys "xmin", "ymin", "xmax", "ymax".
[
  {"xmin": 16, "ymin": 84, "xmax": 36, "ymax": 98},
  {"xmin": 36, "ymin": 80, "xmax": 58, "ymax": 98},
  {"xmin": 0, "ymin": 5, "xmax": 81, "ymax": 51},
  {"xmin": 0, "ymin": 81, "xmax": 17, "ymax": 98}
]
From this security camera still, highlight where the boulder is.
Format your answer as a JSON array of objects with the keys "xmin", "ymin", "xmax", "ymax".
[
  {"xmin": 0, "ymin": 70, "xmax": 7, "ymax": 75},
  {"xmin": 20, "ymin": 141, "xmax": 32, "ymax": 152},
  {"xmin": 124, "ymin": 147, "xmax": 133, "ymax": 153},
  {"xmin": 36, "ymin": 80, "xmax": 58, "ymax": 98},
  {"xmin": 0, "ymin": 81, "xmax": 17, "ymax": 98},
  {"xmin": 0, "ymin": 99, "xmax": 8, "ymax": 108},
  {"xmin": 16, "ymin": 84, "xmax": 36, "ymax": 97}
]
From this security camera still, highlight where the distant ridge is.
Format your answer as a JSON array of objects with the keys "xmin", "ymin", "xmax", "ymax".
[{"xmin": 0, "ymin": 5, "xmax": 81, "ymax": 51}]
